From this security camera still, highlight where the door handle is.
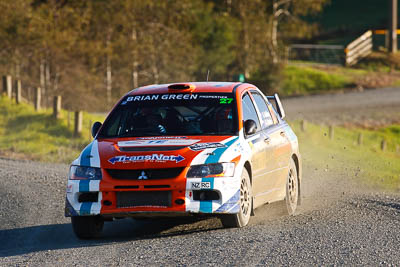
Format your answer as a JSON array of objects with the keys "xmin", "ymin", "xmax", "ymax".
[{"xmin": 264, "ymin": 137, "xmax": 271, "ymax": 144}]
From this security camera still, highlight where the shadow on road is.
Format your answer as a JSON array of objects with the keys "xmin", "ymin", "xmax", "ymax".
[
  {"xmin": 0, "ymin": 201, "xmax": 301, "ymax": 258},
  {"xmin": 0, "ymin": 216, "xmax": 222, "ymax": 257}
]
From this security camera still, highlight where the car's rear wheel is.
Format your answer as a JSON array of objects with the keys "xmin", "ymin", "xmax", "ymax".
[
  {"xmin": 285, "ymin": 159, "xmax": 299, "ymax": 215},
  {"xmin": 71, "ymin": 216, "xmax": 104, "ymax": 239},
  {"xmin": 220, "ymin": 169, "xmax": 252, "ymax": 228}
]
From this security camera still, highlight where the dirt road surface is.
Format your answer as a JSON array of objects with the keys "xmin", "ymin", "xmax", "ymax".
[
  {"xmin": 1, "ymin": 87, "xmax": 399, "ymax": 266},
  {"xmin": 283, "ymin": 87, "xmax": 400, "ymax": 128}
]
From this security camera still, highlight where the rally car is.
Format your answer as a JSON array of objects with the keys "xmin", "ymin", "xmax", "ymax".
[{"xmin": 65, "ymin": 82, "xmax": 301, "ymax": 238}]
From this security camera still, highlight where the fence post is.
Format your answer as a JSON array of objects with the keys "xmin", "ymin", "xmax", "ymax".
[
  {"xmin": 381, "ymin": 139, "xmax": 387, "ymax": 151},
  {"xmin": 329, "ymin": 125, "xmax": 334, "ymax": 140},
  {"xmin": 74, "ymin": 111, "xmax": 83, "ymax": 137},
  {"xmin": 301, "ymin": 120, "xmax": 306, "ymax": 132},
  {"xmin": 2, "ymin": 75, "xmax": 12, "ymax": 99},
  {"xmin": 53, "ymin": 96, "xmax": 62, "ymax": 119},
  {"xmin": 15, "ymin": 80, "xmax": 21, "ymax": 104},
  {"xmin": 34, "ymin": 87, "xmax": 41, "ymax": 111},
  {"xmin": 357, "ymin": 133, "xmax": 363, "ymax": 146}
]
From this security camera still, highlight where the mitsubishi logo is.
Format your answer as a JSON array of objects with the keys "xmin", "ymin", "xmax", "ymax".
[{"xmin": 138, "ymin": 171, "xmax": 148, "ymax": 180}]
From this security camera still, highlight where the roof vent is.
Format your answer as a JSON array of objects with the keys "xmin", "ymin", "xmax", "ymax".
[{"xmin": 167, "ymin": 83, "xmax": 195, "ymax": 91}]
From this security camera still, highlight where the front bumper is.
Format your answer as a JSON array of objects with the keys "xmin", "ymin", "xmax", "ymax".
[{"xmin": 65, "ymin": 176, "xmax": 240, "ymax": 217}]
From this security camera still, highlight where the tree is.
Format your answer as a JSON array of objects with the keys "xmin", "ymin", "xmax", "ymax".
[{"xmin": 268, "ymin": 0, "xmax": 329, "ymax": 63}]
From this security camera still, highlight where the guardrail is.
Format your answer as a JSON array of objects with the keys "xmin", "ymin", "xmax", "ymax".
[{"xmin": 344, "ymin": 30, "xmax": 373, "ymax": 66}]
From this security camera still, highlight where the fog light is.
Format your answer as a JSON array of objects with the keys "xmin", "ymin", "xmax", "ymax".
[
  {"xmin": 103, "ymin": 200, "xmax": 112, "ymax": 206},
  {"xmin": 175, "ymin": 199, "xmax": 185, "ymax": 205}
]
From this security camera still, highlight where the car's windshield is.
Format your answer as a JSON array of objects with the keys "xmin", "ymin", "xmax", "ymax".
[{"xmin": 99, "ymin": 92, "xmax": 238, "ymax": 138}]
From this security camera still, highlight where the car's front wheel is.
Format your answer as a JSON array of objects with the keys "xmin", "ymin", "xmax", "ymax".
[
  {"xmin": 71, "ymin": 216, "xmax": 104, "ymax": 239},
  {"xmin": 220, "ymin": 169, "xmax": 252, "ymax": 228}
]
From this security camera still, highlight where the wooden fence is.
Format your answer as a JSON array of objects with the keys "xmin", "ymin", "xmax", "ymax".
[
  {"xmin": 2, "ymin": 75, "xmax": 91, "ymax": 139},
  {"xmin": 289, "ymin": 30, "xmax": 374, "ymax": 66},
  {"xmin": 345, "ymin": 30, "xmax": 373, "ymax": 66}
]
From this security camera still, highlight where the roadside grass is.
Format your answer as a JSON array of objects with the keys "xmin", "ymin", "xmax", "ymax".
[
  {"xmin": 0, "ymin": 96, "xmax": 105, "ymax": 163},
  {"xmin": 281, "ymin": 63, "xmax": 400, "ymax": 96},
  {"xmin": 291, "ymin": 122, "xmax": 400, "ymax": 191},
  {"xmin": 281, "ymin": 65, "xmax": 353, "ymax": 95}
]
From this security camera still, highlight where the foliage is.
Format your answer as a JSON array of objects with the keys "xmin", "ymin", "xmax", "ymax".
[{"xmin": 0, "ymin": 0, "xmax": 328, "ymax": 111}]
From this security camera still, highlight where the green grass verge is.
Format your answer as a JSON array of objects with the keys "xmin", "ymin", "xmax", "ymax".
[
  {"xmin": 0, "ymin": 96, "xmax": 105, "ymax": 163},
  {"xmin": 281, "ymin": 65, "xmax": 353, "ymax": 95},
  {"xmin": 291, "ymin": 122, "xmax": 400, "ymax": 191}
]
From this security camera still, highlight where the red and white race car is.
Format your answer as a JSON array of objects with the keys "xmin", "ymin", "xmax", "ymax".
[{"xmin": 65, "ymin": 82, "xmax": 301, "ymax": 238}]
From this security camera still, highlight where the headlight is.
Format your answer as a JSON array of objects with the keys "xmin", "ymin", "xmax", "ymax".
[
  {"xmin": 69, "ymin": 165, "xmax": 102, "ymax": 180},
  {"xmin": 187, "ymin": 163, "xmax": 235, "ymax": 178}
]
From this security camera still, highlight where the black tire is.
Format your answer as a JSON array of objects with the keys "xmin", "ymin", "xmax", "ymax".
[
  {"xmin": 71, "ymin": 216, "xmax": 104, "ymax": 239},
  {"xmin": 220, "ymin": 169, "xmax": 252, "ymax": 228},
  {"xmin": 285, "ymin": 159, "xmax": 299, "ymax": 215}
]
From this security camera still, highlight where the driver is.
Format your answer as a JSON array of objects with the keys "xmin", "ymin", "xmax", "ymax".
[{"xmin": 133, "ymin": 107, "xmax": 166, "ymax": 134}]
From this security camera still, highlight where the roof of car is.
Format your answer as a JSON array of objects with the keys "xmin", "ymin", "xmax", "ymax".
[{"xmin": 128, "ymin": 82, "xmax": 247, "ymax": 95}]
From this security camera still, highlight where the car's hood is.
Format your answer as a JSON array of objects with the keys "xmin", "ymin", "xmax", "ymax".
[{"xmin": 78, "ymin": 136, "xmax": 240, "ymax": 169}]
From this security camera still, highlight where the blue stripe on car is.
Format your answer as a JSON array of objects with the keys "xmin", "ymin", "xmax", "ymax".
[
  {"xmin": 64, "ymin": 197, "xmax": 79, "ymax": 217},
  {"xmin": 79, "ymin": 180, "xmax": 90, "ymax": 192},
  {"xmin": 205, "ymin": 137, "xmax": 238, "ymax": 164},
  {"xmin": 215, "ymin": 189, "xmax": 240, "ymax": 212},
  {"xmin": 80, "ymin": 142, "xmax": 93, "ymax": 166},
  {"xmin": 199, "ymin": 178, "xmax": 214, "ymax": 212},
  {"xmin": 80, "ymin": 202, "xmax": 92, "ymax": 215},
  {"xmin": 229, "ymin": 203, "xmax": 240, "ymax": 213}
]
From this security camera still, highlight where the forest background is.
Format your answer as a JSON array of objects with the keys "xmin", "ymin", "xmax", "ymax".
[{"xmin": 1, "ymin": 0, "xmax": 343, "ymax": 112}]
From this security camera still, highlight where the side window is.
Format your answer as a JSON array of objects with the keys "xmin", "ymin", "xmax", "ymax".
[
  {"xmin": 251, "ymin": 92, "xmax": 275, "ymax": 129},
  {"xmin": 241, "ymin": 92, "xmax": 261, "ymax": 133}
]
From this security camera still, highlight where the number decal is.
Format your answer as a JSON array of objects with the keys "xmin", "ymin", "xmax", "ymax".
[{"xmin": 220, "ymin": 98, "xmax": 233, "ymax": 104}]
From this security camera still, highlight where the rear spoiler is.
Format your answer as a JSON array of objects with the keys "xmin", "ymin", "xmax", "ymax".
[{"xmin": 267, "ymin": 93, "xmax": 285, "ymax": 119}]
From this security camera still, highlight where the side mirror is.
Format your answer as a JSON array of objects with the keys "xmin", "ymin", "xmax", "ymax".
[
  {"xmin": 274, "ymin": 93, "xmax": 285, "ymax": 119},
  {"xmin": 244, "ymin": 119, "xmax": 257, "ymax": 136},
  {"xmin": 91, "ymin": 121, "xmax": 102, "ymax": 138},
  {"xmin": 267, "ymin": 93, "xmax": 285, "ymax": 119}
]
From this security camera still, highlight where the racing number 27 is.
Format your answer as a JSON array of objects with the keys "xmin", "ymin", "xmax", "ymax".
[{"xmin": 220, "ymin": 98, "xmax": 233, "ymax": 104}]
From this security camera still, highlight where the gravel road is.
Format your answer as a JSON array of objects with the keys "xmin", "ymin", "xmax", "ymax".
[
  {"xmin": 1, "ymin": 87, "xmax": 400, "ymax": 266},
  {"xmin": 283, "ymin": 87, "xmax": 400, "ymax": 128}
]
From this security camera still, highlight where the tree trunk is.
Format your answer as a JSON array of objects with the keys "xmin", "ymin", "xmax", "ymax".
[
  {"xmin": 15, "ymin": 61, "xmax": 21, "ymax": 80},
  {"xmin": 106, "ymin": 31, "xmax": 112, "ymax": 106},
  {"xmin": 152, "ymin": 59, "xmax": 159, "ymax": 84},
  {"xmin": 243, "ymin": 23, "xmax": 250, "ymax": 78},
  {"xmin": 271, "ymin": 0, "xmax": 279, "ymax": 64},
  {"xmin": 150, "ymin": 35, "xmax": 159, "ymax": 84},
  {"xmin": 131, "ymin": 28, "xmax": 139, "ymax": 89},
  {"xmin": 40, "ymin": 57, "xmax": 46, "ymax": 106},
  {"xmin": 239, "ymin": 2, "xmax": 250, "ymax": 78},
  {"xmin": 45, "ymin": 55, "xmax": 51, "ymax": 107},
  {"xmin": 53, "ymin": 65, "xmax": 60, "ymax": 93},
  {"xmin": 106, "ymin": 52, "xmax": 112, "ymax": 106}
]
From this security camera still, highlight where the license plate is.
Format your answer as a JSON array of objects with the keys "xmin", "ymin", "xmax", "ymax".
[{"xmin": 191, "ymin": 182, "xmax": 211, "ymax": 189}]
